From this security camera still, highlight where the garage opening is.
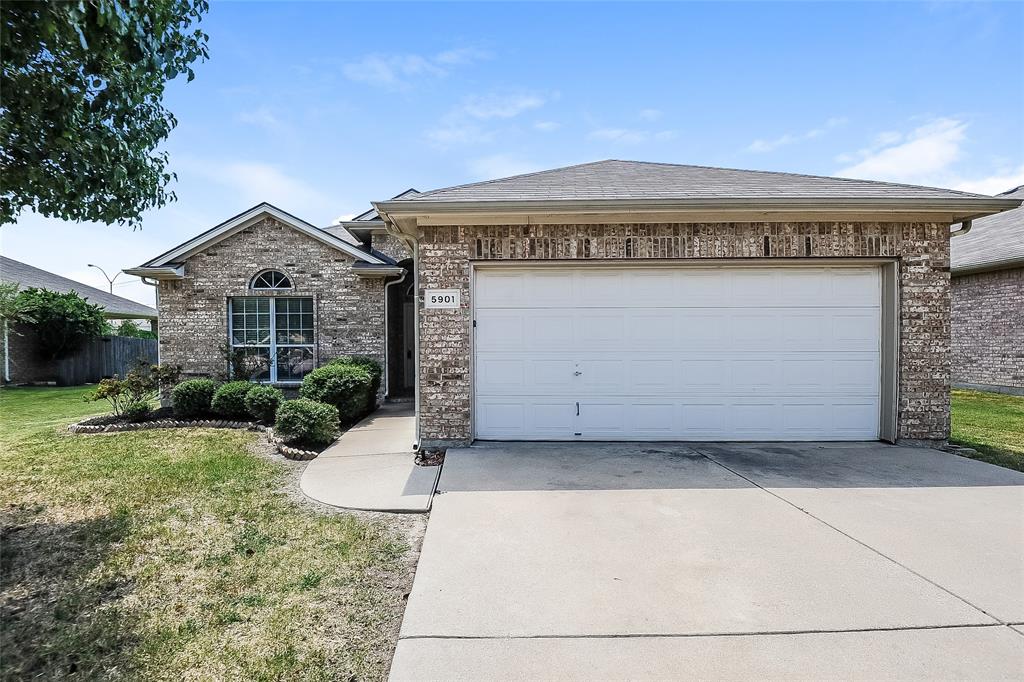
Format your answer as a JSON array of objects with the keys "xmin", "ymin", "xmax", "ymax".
[{"xmin": 472, "ymin": 264, "xmax": 889, "ymax": 441}]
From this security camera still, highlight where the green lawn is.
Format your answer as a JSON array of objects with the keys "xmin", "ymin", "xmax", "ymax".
[
  {"xmin": 950, "ymin": 389, "xmax": 1024, "ymax": 472},
  {"xmin": 0, "ymin": 386, "xmax": 414, "ymax": 681}
]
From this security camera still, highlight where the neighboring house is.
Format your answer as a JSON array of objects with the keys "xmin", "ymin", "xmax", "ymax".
[
  {"xmin": 1, "ymin": 256, "xmax": 158, "ymax": 384},
  {"xmin": 126, "ymin": 160, "xmax": 1020, "ymax": 447},
  {"xmin": 950, "ymin": 186, "xmax": 1024, "ymax": 395}
]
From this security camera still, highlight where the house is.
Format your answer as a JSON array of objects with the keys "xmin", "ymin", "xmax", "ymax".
[
  {"xmin": 950, "ymin": 185, "xmax": 1024, "ymax": 395},
  {"xmin": 1, "ymin": 256, "xmax": 158, "ymax": 384},
  {"xmin": 126, "ymin": 160, "xmax": 1020, "ymax": 447}
]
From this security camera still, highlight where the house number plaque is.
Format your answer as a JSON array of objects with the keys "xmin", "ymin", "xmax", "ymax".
[{"xmin": 424, "ymin": 289, "xmax": 461, "ymax": 309}]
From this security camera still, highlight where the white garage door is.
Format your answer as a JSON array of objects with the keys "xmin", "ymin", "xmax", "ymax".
[{"xmin": 473, "ymin": 266, "xmax": 881, "ymax": 441}]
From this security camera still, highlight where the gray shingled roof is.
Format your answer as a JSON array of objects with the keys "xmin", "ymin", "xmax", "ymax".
[
  {"xmin": 0, "ymin": 256, "xmax": 157, "ymax": 319},
  {"xmin": 390, "ymin": 160, "xmax": 1006, "ymax": 204},
  {"xmin": 951, "ymin": 186, "xmax": 1024, "ymax": 274}
]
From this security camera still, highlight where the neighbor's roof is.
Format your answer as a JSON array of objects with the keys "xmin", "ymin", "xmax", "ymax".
[
  {"xmin": 0, "ymin": 256, "xmax": 157, "ymax": 319},
  {"xmin": 375, "ymin": 160, "xmax": 1019, "ymax": 221},
  {"xmin": 951, "ymin": 186, "xmax": 1024, "ymax": 274}
]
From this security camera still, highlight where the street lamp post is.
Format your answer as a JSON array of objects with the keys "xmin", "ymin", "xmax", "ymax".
[{"xmin": 87, "ymin": 264, "xmax": 122, "ymax": 294}]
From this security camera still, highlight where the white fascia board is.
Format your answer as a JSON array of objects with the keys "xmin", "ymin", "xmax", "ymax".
[
  {"xmin": 375, "ymin": 196, "xmax": 1021, "ymax": 224},
  {"xmin": 123, "ymin": 265, "xmax": 185, "ymax": 280},
  {"xmin": 143, "ymin": 203, "xmax": 385, "ymax": 267}
]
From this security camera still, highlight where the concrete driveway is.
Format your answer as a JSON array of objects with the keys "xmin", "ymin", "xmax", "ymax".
[{"xmin": 390, "ymin": 442, "xmax": 1024, "ymax": 681}]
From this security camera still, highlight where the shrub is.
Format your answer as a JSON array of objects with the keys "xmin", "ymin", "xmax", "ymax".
[
  {"xmin": 171, "ymin": 378, "xmax": 217, "ymax": 418},
  {"xmin": 245, "ymin": 385, "xmax": 283, "ymax": 423},
  {"xmin": 211, "ymin": 381, "xmax": 253, "ymax": 419},
  {"xmin": 122, "ymin": 400, "xmax": 152, "ymax": 422},
  {"xmin": 116, "ymin": 319, "xmax": 157, "ymax": 339},
  {"xmin": 300, "ymin": 363, "xmax": 374, "ymax": 423},
  {"xmin": 274, "ymin": 398, "xmax": 339, "ymax": 446},
  {"xmin": 329, "ymin": 356, "xmax": 382, "ymax": 412},
  {"xmin": 85, "ymin": 361, "xmax": 161, "ymax": 418}
]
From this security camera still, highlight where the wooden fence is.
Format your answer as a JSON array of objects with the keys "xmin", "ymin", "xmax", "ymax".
[{"xmin": 54, "ymin": 336, "xmax": 158, "ymax": 386}]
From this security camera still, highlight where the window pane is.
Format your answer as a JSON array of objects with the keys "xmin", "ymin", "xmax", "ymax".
[
  {"xmin": 238, "ymin": 347, "xmax": 272, "ymax": 382},
  {"xmin": 276, "ymin": 347, "xmax": 313, "ymax": 382},
  {"xmin": 230, "ymin": 298, "xmax": 271, "ymax": 346}
]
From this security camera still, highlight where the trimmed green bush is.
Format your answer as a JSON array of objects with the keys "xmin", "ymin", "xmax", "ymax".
[
  {"xmin": 300, "ymin": 363, "xmax": 374, "ymax": 423},
  {"xmin": 122, "ymin": 400, "xmax": 152, "ymax": 422},
  {"xmin": 329, "ymin": 356, "xmax": 382, "ymax": 412},
  {"xmin": 210, "ymin": 380, "xmax": 253, "ymax": 419},
  {"xmin": 171, "ymin": 378, "xmax": 217, "ymax": 418},
  {"xmin": 275, "ymin": 398, "xmax": 339, "ymax": 446},
  {"xmin": 245, "ymin": 385, "xmax": 283, "ymax": 424}
]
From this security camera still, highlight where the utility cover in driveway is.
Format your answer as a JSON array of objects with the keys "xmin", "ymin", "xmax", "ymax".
[{"xmin": 474, "ymin": 266, "xmax": 881, "ymax": 440}]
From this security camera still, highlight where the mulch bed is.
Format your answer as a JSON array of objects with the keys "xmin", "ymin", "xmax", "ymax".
[
  {"xmin": 67, "ymin": 411, "xmax": 337, "ymax": 462},
  {"xmin": 415, "ymin": 447, "xmax": 445, "ymax": 467}
]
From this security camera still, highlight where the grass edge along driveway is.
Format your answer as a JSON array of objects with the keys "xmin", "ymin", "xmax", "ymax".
[
  {"xmin": 950, "ymin": 389, "xmax": 1024, "ymax": 472},
  {"xmin": 0, "ymin": 386, "xmax": 419, "ymax": 681}
]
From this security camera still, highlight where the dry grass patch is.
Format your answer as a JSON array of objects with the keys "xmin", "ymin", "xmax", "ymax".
[{"xmin": 1, "ymin": 387, "xmax": 420, "ymax": 681}]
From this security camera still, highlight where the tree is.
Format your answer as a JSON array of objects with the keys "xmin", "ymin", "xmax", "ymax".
[
  {"xmin": 0, "ymin": 0, "xmax": 209, "ymax": 227},
  {"xmin": 15, "ymin": 288, "xmax": 109, "ymax": 360},
  {"xmin": 116, "ymin": 319, "xmax": 156, "ymax": 339},
  {"xmin": 0, "ymin": 281, "xmax": 36, "ymax": 325}
]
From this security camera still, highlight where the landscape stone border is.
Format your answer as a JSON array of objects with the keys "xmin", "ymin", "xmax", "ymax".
[{"xmin": 68, "ymin": 417, "xmax": 331, "ymax": 461}]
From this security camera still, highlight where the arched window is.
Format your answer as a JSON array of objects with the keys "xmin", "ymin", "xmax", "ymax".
[{"xmin": 250, "ymin": 270, "xmax": 292, "ymax": 290}]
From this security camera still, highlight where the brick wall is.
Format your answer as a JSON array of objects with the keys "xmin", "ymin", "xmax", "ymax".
[
  {"xmin": 951, "ymin": 267, "xmax": 1024, "ymax": 392},
  {"xmin": 371, "ymin": 232, "xmax": 412, "ymax": 262},
  {"xmin": 417, "ymin": 221, "xmax": 951, "ymax": 445},
  {"xmin": 158, "ymin": 217, "xmax": 386, "ymax": 380}
]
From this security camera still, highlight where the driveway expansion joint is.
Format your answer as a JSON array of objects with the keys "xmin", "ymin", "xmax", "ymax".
[
  {"xmin": 397, "ymin": 622, "xmax": 1008, "ymax": 642},
  {"xmin": 689, "ymin": 446, "xmax": 1007, "ymax": 627}
]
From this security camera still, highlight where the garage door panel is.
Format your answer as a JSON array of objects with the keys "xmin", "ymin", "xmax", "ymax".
[{"xmin": 474, "ymin": 266, "xmax": 881, "ymax": 441}]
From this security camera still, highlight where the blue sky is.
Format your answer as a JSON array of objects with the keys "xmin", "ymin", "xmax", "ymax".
[{"xmin": 4, "ymin": 1, "xmax": 1023, "ymax": 306}]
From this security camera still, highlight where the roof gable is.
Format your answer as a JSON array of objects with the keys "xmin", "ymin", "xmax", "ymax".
[{"xmin": 139, "ymin": 203, "xmax": 385, "ymax": 270}]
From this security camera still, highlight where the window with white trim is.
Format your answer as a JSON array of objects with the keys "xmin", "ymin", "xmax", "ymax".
[
  {"xmin": 250, "ymin": 270, "xmax": 292, "ymax": 290},
  {"xmin": 229, "ymin": 297, "xmax": 314, "ymax": 383}
]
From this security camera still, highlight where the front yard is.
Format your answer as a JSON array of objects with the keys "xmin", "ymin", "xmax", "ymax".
[
  {"xmin": 951, "ymin": 389, "xmax": 1024, "ymax": 472},
  {"xmin": 0, "ymin": 387, "xmax": 422, "ymax": 681}
]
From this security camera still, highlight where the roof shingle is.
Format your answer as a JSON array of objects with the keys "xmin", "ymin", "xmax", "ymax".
[
  {"xmin": 951, "ymin": 186, "xmax": 1024, "ymax": 273},
  {"xmin": 391, "ymin": 159, "xmax": 1007, "ymax": 204}
]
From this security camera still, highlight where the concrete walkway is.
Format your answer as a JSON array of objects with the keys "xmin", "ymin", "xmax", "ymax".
[
  {"xmin": 300, "ymin": 403, "xmax": 439, "ymax": 512},
  {"xmin": 390, "ymin": 441, "xmax": 1024, "ymax": 680}
]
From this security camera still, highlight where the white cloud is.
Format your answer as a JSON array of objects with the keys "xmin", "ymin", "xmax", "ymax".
[
  {"xmin": 342, "ymin": 48, "xmax": 487, "ymax": 89},
  {"xmin": 588, "ymin": 128, "xmax": 676, "ymax": 144},
  {"xmin": 951, "ymin": 165, "xmax": 1024, "ymax": 196},
  {"xmin": 534, "ymin": 120, "xmax": 560, "ymax": 132},
  {"xmin": 467, "ymin": 154, "xmax": 543, "ymax": 180},
  {"xmin": 638, "ymin": 108, "xmax": 663, "ymax": 121},
  {"xmin": 460, "ymin": 93, "xmax": 544, "ymax": 120},
  {"xmin": 175, "ymin": 158, "xmax": 332, "ymax": 216},
  {"xmin": 748, "ymin": 117, "xmax": 847, "ymax": 153},
  {"xmin": 426, "ymin": 91, "xmax": 547, "ymax": 148},
  {"xmin": 236, "ymin": 106, "xmax": 292, "ymax": 136},
  {"xmin": 836, "ymin": 118, "xmax": 967, "ymax": 182}
]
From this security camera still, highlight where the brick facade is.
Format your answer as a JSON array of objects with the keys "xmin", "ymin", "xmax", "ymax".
[
  {"xmin": 370, "ymin": 232, "xmax": 413, "ymax": 263},
  {"xmin": 158, "ymin": 217, "xmax": 386, "ymax": 380},
  {"xmin": 417, "ymin": 221, "xmax": 952, "ymax": 446},
  {"xmin": 951, "ymin": 267, "xmax": 1024, "ymax": 393}
]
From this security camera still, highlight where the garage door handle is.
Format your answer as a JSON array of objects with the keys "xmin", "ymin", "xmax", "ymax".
[
  {"xmin": 576, "ymin": 401, "xmax": 580, "ymax": 416},
  {"xmin": 574, "ymin": 371, "xmax": 582, "ymax": 376}
]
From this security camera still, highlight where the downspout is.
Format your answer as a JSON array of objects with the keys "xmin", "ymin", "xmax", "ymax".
[
  {"xmin": 382, "ymin": 268, "xmax": 408, "ymax": 398},
  {"xmin": 949, "ymin": 220, "xmax": 972, "ymax": 237},
  {"xmin": 138, "ymin": 276, "xmax": 160, "ymax": 364},
  {"xmin": 382, "ymin": 218, "xmax": 421, "ymax": 449},
  {"xmin": 3, "ymin": 319, "xmax": 9, "ymax": 383}
]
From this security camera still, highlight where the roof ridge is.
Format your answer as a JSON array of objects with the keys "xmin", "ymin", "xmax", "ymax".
[
  {"xmin": 406, "ymin": 160, "xmax": 612, "ymax": 199},
  {"xmin": 602, "ymin": 159, "xmax": 999, "ymax": 200}
]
